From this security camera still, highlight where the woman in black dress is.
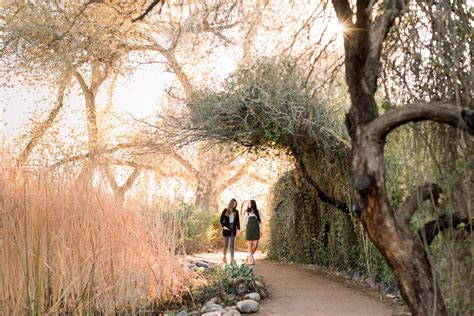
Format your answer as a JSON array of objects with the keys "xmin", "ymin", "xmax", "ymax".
[
  {"xmin": 220, "ymin": 198, "xmax": 240, "ymax": 264},
  {"xmin": 241, "ymin": 200, "xmax": 262, "ymax": 265}
]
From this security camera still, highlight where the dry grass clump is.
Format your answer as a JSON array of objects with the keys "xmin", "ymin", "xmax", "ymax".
[{"xmin": 0, "ymin": 161, "xmax": 194, "ymax": 314}]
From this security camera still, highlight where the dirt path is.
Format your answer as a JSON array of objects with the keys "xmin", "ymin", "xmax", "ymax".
[
  {"xmin": 190, "ymin": 252, "xmax": 402, "ymax": 316},
  {"xmin": 255, "ymin": 261, "xmax": 399, "ymax": 316}
]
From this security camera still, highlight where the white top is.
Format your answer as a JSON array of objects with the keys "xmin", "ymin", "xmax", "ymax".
[
  {"xmin": 229, "ymin": 212, "xmax": 235, "ymax": 224},
  {"xmin": 241, "ymin": 211, "xmax": 263, "ymax": 231}
]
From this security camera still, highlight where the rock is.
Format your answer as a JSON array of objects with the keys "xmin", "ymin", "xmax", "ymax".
[
  {"xmin": 202, "ymin": 312, "xmax": 222, "ymax": 316},
  {"xmin": 244, "ymin": 292, "xmax": 261, "ymax": 301},
  {"xmin": 176, "ymin": 311, "xmax": 188, "ymax": 316},
  {"xmin": 207, "ymin": 297, "xmax": 220, "ymax": 305},
  {"xmin": 236, "ymin": 299, "xmax": 259, "ymax": 313},
  {"xmin": 384, "ymin": 286, "xmax": 400, "ymax": 299},
  {"xmin": 255, "ymin": 280, "xmax": 264, "ymax": 288},
  {"xmin": 377, "ymin": 282, "xmax": 389, "ymax": 292},
  {"xmin": 351, "ymin": 271, "xmax": 361, "ymax": 282},
  {"xmin": 366, "ymin": 277, "xmax": 377, "ymax": 289},
  {"xmin": 225, "ymin": 305, "xmax": 238, "ymax": 311},
  {"xmin": 223, "ymin": 310, "xmax": 241, "ymax": 316},
  {"xmin": 188, "ymin": 312, "xmax": 199, "ymax": 316},
  {"xmin": 345, "ymin": 269, "xmax": 359, "ymax": 279},
  {"xmin": 195, "ymin": 261, "xmax": 209, "ymax": 269},
  {"xmin": 258, "ymin": 288, "xmax": 267, "ymax": 298},
  {"xmin": 236, "ymin": 281, "xmax": 248, "ymax": 296},
  {"xmin": 205, "ymin": 267, "xmax": 215, "ymax": 273},
  {"xmin": 201, "ymin": 303, "xmax": 224, "ymax": 314}
]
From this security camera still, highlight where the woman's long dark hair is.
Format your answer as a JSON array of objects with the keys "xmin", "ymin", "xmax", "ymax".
[
  {"xmin": 226, "ymin": 198, "xmax": 237, "ymax": 215},
  {"xmin": 246, "ymin": 200, "xmax": 261, "ymax": 223}
]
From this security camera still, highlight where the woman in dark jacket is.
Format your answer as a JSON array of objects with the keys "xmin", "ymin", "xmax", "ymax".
[{"xmin": 220, "ymin": 198, "xmax": 240, "ymax": 264}]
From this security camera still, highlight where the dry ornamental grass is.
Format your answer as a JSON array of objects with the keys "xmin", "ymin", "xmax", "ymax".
[{"xmin": 0, "ymin": 160, "xmax": 195, "ymax": 314}]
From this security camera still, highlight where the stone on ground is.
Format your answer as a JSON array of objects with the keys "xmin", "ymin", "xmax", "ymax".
[
  {"xmin": 244, "ymin": 292, "xmax": 261, "ymax": 301},
  {"xmin": 201, "ymin": 303, "xmax": 225, "ymax": 313},
  {"xmin": 223, "ymin": 310, "xmax": 241, "ymax": 316},
  {"xmin": 236, "ymin": 299, "xmax": 259, "ymax": 313},
  {"xmin": 202, "ymin": 312, "xmax": 222, "ymax": 316}
]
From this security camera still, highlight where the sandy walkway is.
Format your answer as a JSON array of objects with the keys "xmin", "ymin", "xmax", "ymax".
[
  {"xmin": 254, "ymin": 261, "xmax": 399, "ymax": 316},
  {"xmin": 190, "ymin": 252, "xmax": 402, "ymax": 316}
]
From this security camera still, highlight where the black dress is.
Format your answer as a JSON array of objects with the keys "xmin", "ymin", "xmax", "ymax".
[{"xmin": 220, "ymin": 208, "xmax": 240, "ymax": 237}]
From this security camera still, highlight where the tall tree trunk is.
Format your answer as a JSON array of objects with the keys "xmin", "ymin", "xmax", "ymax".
[
  {"xmin": 73, "ymin": 62, "xmax": 108, "ymax": 187},
  {"xmin": 194, "ymin": 177, "xmax": 218, "ymax": 211}
]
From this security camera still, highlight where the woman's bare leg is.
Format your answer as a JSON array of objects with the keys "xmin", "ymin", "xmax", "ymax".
[
  {"xmin": 249, "ymin": 241, "xmax": 256, "ymax": 264},
  {"xmin": 247, "ymin": 241, "xmax": 253, "ymax": 264},
  {"xmin": 251, "ymin": 240, "xmax": 259, "ymax": 263}
]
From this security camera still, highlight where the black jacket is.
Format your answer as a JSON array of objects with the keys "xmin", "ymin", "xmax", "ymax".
[{"xmin": 220, "ymin": 208, "xmax": 240, "ymax": 237}]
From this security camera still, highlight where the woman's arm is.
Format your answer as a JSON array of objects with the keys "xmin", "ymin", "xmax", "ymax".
[
  {"xmin": 241, "ymin": 211, "xmax": 248, "ymax": 231},
  {"xmin": 257, "ymin": 210, "xmax": 263, "ymax": 233},
  {"xmin": 235, "ymin": 210, "xmax": 241, "ymax": 230},
  {"xmin": 220, "ymin": 209, "xmax": 227, "ymax": 227}
]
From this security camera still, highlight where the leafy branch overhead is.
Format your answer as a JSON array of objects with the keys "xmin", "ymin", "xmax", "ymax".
[{"xmin": 187, "ymin": 58, "xmax": 349, "ymax": 155}]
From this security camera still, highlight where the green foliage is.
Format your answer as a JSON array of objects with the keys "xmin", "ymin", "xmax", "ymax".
[{"xmin": 161, "ymin": 204, "xmax": 215, "ymax": 252}]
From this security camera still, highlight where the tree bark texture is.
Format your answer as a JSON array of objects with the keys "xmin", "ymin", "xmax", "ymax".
[{"xmin": 331, "ymin": 0, "xmax": 473, "ymax": 314}]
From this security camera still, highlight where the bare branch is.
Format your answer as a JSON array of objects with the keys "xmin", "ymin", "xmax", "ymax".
[
  {"xmin": 365, "ymin": 0, "xmax": 406, "ymax": 94},
  {"xmin": 161, "ymin": 50, "xmax": 193, "ymax": 99},
  {"xmin": 117, "ymin": 168, "xmax": 141, "ymax": 197},
  {"xmin": 331, "ymin": 0, "xmax": 353, "ymax": 28},
  {"xmin": 132, "ymin": 0, "xmax": 164, "ymax": 22},
  {"xmin": 250, "ymin": 172, "xmax": 272, "ymax": 186},
  {"xmin": 109, "ymin": 159, "xmax": 196, "ymax": 183},
  {"xmin": 48, "ymin": 142, "xmax": 147, "ymax": 168},
  {"xmin": 294, "ymin": 151, "xmax": 349, "ymax": 214},
  {"xmin": 399, "ymin": 183, "xmax": 442, "ymax": 225},
  {"xmin": 215, "ymin": 161, "xmax": 252, "ymax": 193},
  {"xmin": 170, "ymin": 151, "xmax": 199, "ymax": 177},
  {"xmin": 17, "ymin": 68, "xmax": 72, "ymax": 167},
  {"xmin": 103, "ymin": 164, "xmax": 119, "ymax": 192},
  {"xmin": 419, "ymin": 211, "xmax": 472, "ymax": 245},
  {"xmin": 73, "ymin": 68, "xmax": 92, "ymax": 96},
  {"xmin": 369, "ymin": 102, "xmax": 474, "ymax": 141}
]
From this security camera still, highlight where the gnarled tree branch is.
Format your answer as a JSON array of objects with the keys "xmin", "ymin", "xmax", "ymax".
[
  {"xmin": 369, "ymin": 102, "xmax": 474, "ymax": 141},
  {"xmin": 399, "ymin": 183, "xmax": 442, "ymax": 226},
  {"xmin": 365, "ymin": 0, "xmax": 406, "ymax": 94},
  {"xmin": 17, "ymin": 68, "xmax": 72, "ymax": 167},
  {"xmin": 419, "ymin": 211, "xmax": 472, "ymax": 245},
  {"xmin": 171, "ymin": 151, "xmax": 199, "ymax": 177},
  {"xmin": 294, "ymin": 151, "xmax": 349, "ymax": 214},
  {"xmin": 132, "ymin": 0, "xmax": 164, "ymax": 22},
  {"xmin": 331, "ymin": 0, "xmax": 353, "ymax": 29}
]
